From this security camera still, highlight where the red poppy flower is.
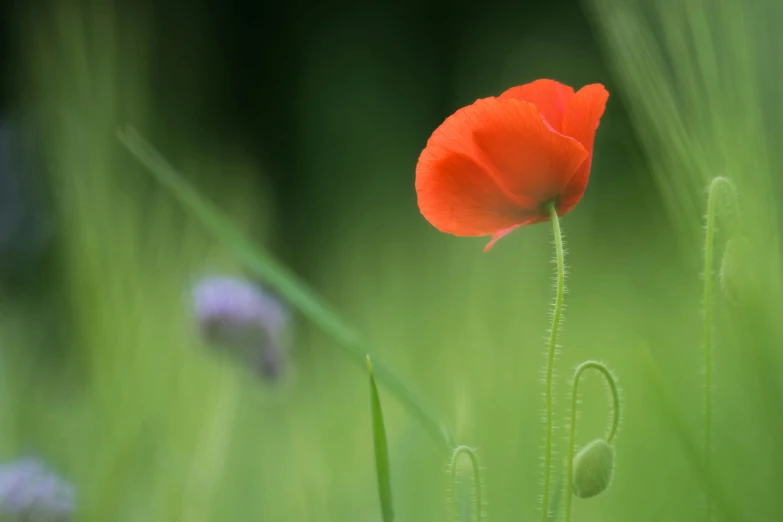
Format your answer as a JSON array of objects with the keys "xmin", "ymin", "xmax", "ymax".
[{"xmin": 415, "ymin": 79, "xmax": 608, "ymax": 250}]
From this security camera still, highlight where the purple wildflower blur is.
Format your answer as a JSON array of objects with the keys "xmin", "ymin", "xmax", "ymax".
[
  {"xmin": 0, "ymin": 458, "xmax": 75, "ymax": 520},
  {"xmin": 192, "ymin": 275, "xmax": 289, "ymax": 380}
]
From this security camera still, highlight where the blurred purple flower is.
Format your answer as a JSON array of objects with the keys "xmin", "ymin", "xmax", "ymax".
[
  {"xmin": 192, "ymin": 275, "xmax": 289, "ymax": 380},
  {"xmin": 0, "ymin": 458, "xmax": 75, "ymax": 520}
]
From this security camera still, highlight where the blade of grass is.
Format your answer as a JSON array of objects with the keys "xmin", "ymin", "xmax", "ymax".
[
  {"xmin": 116, "ymin": 126, "xmax": 454, "ymax": 451},
  {"xmin": 367, "ymin": 356, "xmax": 394, "ymax": 522}
]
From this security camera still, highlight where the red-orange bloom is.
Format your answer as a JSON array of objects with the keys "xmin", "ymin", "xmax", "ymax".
[{"xmin": 415, "ymin": 79, "xmax": 608, "ymax": 250}]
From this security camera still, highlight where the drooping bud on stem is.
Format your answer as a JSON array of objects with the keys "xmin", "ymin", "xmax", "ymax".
[
  {"xmin": 564, "ymin": 361, "xmax": 621, "ymax": 522},
  {"xmin": 572, "ymin": 439, "xmax": 615, "ymax": 498}
]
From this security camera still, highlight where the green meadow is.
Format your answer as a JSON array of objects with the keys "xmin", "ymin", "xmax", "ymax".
[{"xmin": 0, "ymin": 1, "xmax": 780, "ymax": 520}]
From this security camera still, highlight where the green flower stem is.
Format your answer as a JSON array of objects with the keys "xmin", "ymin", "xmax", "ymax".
[
  {"xmin": 703, "ymin": 176, "xmax": 741, "ymax": 521},
  {"xmin": 564, "ymin": 361, "xmax": 620, "ymax": 522},
  {"xmin": 450, "ymin": 446, "xmax": 483, "ymax": 522},
  {"xmin": 117, "ymin": 126, "xmax": 454, "ymax": 451},
  {"xmin": 541, "ymin": 202, "xmax": 565, "ymax": 522},
  {"xmin": 703, "ymin": 176, "xmax": 739, "ymax": 520}
]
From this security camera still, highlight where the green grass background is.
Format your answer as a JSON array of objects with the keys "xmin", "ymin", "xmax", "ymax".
[{"xmin": 1, "ymin": 0, "xmax": 781, "ymax": 520}]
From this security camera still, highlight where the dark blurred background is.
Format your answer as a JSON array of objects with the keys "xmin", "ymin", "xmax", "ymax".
[{"xmin": 0, "ymin": 0, "xmax": 656, "ymax": 275}]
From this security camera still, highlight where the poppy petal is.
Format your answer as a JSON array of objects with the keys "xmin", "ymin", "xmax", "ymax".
[
  {"xmin": 499, "ymin": 79, "xmax": 575, "ymax": 132},
  {"xmin": 471, "ymin": 97, "xmax": 588, "ymax": 203},
  {"xmin": 561, "ymin": 84, "xmax": 609, "ymax": 154},
  {"xmin": 484, "ymin": 222, "xmax": 525, "ymax": 251},
  {"xmin": 416, "ymin": 151, "xmax": 533, "ymax": 236},
  {"xmin": 559, "ymin": 84, "xmax": 609, "ymax": 213}
]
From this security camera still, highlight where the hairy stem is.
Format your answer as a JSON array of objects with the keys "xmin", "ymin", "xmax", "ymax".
[
  {"xmin": 450, "ymin": 446, "xmax": 483, "ymax": 522},
  {"xmin": 541, "ymin": 202, "xmax": 565, "ymax": 522},
  {"xmin": 703, "ymin": 177, "xmax": 725, "ymax": 521},
  {"xmin": 702, "ymin": 175, "xmax": 741, "ymax": 520}
]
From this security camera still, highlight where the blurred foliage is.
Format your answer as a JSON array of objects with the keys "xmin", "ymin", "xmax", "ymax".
[{"xmin": 0, "ymin": 0, "xmax": 780, "ymax": 521}]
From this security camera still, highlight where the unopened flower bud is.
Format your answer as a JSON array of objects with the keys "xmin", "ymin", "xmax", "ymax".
[
  {"xmin": 192, "ymin": 275, "xmax": 289, "ymax": 380},
  {"xmin": 572, "ymin": 439, "xmax": 614, "ymax": 499}
]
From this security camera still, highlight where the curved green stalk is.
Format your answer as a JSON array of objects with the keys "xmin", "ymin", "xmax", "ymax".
[
  {"xmin": 117, "ymin": 126, "xmax": 454, "ymax": 451},
  {"xmin": 541, "ymin": 202, "xmax": 565, "ymax": 522},
  {"xmin": 450, "ymin": 446, "xmax": 483, "ymax": 522},
  {"xmin": 564, "ymin": 361, "xmax": 620, "ymax": 522}
]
